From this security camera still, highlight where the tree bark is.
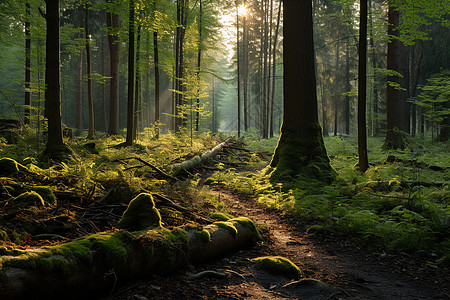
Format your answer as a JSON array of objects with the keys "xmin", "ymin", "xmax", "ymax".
[
  {"xmin": 125, "ymin": 0, "xmax": 135, "ymax": 146},
  {"xmin": 270, "ymin": 0, "xmax": 333, "ymax": 183},
  {"xmin": 85, "ymin": 6, "xmax": 95, "ymax": 139},
  {"xmin": 236, "ymin": 0, "xmax": 241, "ymax": 137},
  {"xmin": 44, "ymin": 0, "xmax": 64, "ymax": 152},
  {"xmin": 269, "ymin": 2, "xmax": 281, "ymax": 138},
  {"xmin": 385, "ymin": 5, "xmax": 408, "ymax": 149},
  {"xmin": 358, "ymin": 0, "xmax": 369, "ymax": 172},
  {"xmin": 133, "ymin": 23, "xmax": 141, "ymax": 141},
  {"xmin": 106, "ymin": 10, "xmax": 120, "ymax": 135},
  {"xmin": 24, "ymin": 2, "xmax": 32, "ymax": 126}
]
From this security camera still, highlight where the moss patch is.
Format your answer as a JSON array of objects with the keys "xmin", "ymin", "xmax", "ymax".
[
  {"xmin": 12, "ymin": 191, "xmax": 45, "ymax": 208},
  {"xmin": 230, "ymin": 217, "xmax": 261, "ymax": 240},
  {"xmin": 269, "ymin": 123, "xmax": 335, "ymax": 187},
  {"xmin": 213, "ymin": 221, "xmax": 238, "ymax": 237},
  {"xmin": 118, "ymin": 193, "xmax": 162, "ymax": 230},
  {"xmin": 30, "ymin": 186, "xmax": 57, "ymax": 206},
  {"xmin": 251, "ymin": 256, "xmax": 302, "ymax": 280},
  {"xmin": 0, "ymin": 157, "xmax": 27, "ymax": 176},
  {"xmin": 194, "ymin": 229, "xmax": 211, "ymax": 243},
  {"xmin": 210, "ymin": 212, "xmax": 234, "ymax": 221}
]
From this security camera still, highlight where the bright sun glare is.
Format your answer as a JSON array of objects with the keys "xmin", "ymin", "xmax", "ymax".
[{"xmin": 237, "ymin": 4, "xmax": 247, "ymax": 17}]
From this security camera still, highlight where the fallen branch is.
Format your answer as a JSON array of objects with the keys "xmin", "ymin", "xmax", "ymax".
[
  {"xmin": 133, "ymin": 157, "xmax": 179, "ymax": 181},
  {"xmin": 171, "ymin": 138, "xmax": 231, "ymax": 175}
]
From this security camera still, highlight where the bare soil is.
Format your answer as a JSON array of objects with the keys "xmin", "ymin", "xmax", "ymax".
[{"xmin": 110, "ymin": 187, "xmax": 450, "ymax": 300}]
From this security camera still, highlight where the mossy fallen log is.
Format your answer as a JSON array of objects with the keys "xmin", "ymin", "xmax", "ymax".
[
  {"xmin": 171, "ymin": 138, "xmax": 231, "ymax": 175},
  {"xmin": 0, "ymin": 217, "xmax": 259, "ymax": 299}
]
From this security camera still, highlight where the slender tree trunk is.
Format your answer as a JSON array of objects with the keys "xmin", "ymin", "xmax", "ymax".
[
  {"xmin": 358, "ymin": 0, "xmax": 369, "ymax": 172},
  {"xmin": 133, "ymin": 23, "xmax": 141, "ymax": 141},
  {"xmin": 153, "ymin": 30, "xmax": 160, "ymax": 137},
  {"xmin": 195, "ymin": 0, "xmax": 203, "ymax": 132},
  {"xmin": 44, "ymin": 0, "xmax": 64, "ymax": 152},
  {"xmin": 321, "ymin": 82, "xmax": 328, "ymax": 136},
  {"xmin": 262, "ymin": 0, "xmax": 269, "ymax": 139},
  {"xmin": 368, "ymin": 0, "xmax": 379, "ymax": 136},
  {"xmin": 334, "ymin": 35, "xmax": 340, "ymax": 136},
  {"xmin": 236, "ymin": 0, "xmax": 241, "ymax": 137},
  {"xmin": 85, "ymin": 6, "xmax": 95, "ymax": 139},
  {"xmin": 211, "ymin": 79, "xmax": 216, "ymax": 133},
  {"xmin": 411, "ymin": 43, "xmax": 423, "ymax": 137},
  {"xmin": 270, "ymin": 1, "xmax": 281, "ymax": 138},
  {"xmin": 101, "ymin": 36, "xmax": 107, "ymax": 132},
  {"xmin": 126, "ymin": 0, "xmax": 135, "ymax": 146},
  {"xmin": 76, "ymin": 39, "xmax": 83, "ymax": 133},
  {"xmin": 24, "ymin": 2, "xmax": 32, "ymax": 125},
  {"xmin": 106, "ymin": 11, "xmax": 120, "ymax": 135},
  {"xmin": 345, "ymin": 38, "xmax": 350, "ymax": 135},
  {"xmin": 243, "ymin": 1, "xmax": 248, "ymax": 132}
]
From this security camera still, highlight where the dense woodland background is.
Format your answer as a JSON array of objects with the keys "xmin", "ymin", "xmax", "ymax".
[{"xmin": 0, "ymin": 0, "xmax": 448, "ymax": 143}]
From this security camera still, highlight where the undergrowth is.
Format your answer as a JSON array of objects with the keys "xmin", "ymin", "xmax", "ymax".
[{"xmin": 207, "ymin": 135, "xmax": 450, "ymax": 265}]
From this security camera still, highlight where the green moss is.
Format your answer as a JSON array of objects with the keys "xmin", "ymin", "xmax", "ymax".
[
  {"xmin": 0, "ymin": 157, "xmax": 27, "ymax": 176},
  {"xmin": 194, "ymin": 229, "xmax": 211, "ymax": 243},
  {"xmin": 157, "ymin": 227, "xmax": 189, "ymax": 251},
  {"xmin": 251, "ymin": 256, "xmax": 302, "ymax": 280},
  {"xmin": 30, "ymin": 186, "xmax": 57, "ymax": 206},
  {"xmin": 210, "ymin": 212, "xmax": 234, "ymax": 221},
  {"xmin": 306, "ymin": 225, "xmax": 326, "ymax": 234},
  {"xmin": 269, "ymin": 123, "xmax": 335, "ymax": 186},
  {"xmin": 118, "ymin": 193, "xmax": 162, "ymax": 230},
  {"xmin": 230, "ymin": 217, "xmax": 261, "ymax": 240},
  {"xmin": 38, "ymin": 143, "xmax": 75, "ymax": 164},
  {"xmin": 12, "ymin": 191, "xmax": 45, "ymax": 208},
  {"xmin": 213, "ymin": 221, "xmax": 238, "ymax": 237},
  {"xmin": 0, "ymin": 230, "xmax": 8, "ymax": 241}
]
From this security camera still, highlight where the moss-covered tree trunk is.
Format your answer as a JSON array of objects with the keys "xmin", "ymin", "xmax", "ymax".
[
  {"xmin": 270, "ymin": 0, "xmax": 333, "ymax": 183},
  {"xmin": 0, "ymin": 218, "xmax": 259, "ymax": 300}
]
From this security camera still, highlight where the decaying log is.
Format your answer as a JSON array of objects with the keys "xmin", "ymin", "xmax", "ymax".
[
  {"xmin": 0, "ymin": 217, "xmax": 259, "ymax": 299},
  {"xmin": 171, "ymin": 138, "xmax": 232, "ymax": 175}
]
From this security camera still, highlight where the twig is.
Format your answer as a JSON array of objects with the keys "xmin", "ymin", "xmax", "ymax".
[
  {"xmin": 134, "ymin": 157, "xmax": 179, "ymax": 181},
  {"xmin": 186, "ymin": 270, "xmax": 229, "ymax": 280}
]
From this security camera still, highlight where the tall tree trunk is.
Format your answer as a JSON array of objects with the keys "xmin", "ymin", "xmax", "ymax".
[
  {"xmin": 101, "ymin": 36, "xmax": 107, "ymax": 132},
  {"xmin": 368, "ymin": 0, "xmax": 378, "ymax": 136},
  {"xmin": 358, "ymin": 0, "xmax": 369, "ymax": 172},
  {"xmin": 24, "ymin": 2, "xmax": 32, "ymax": 125},
  {"xmin": 43, "ymin": 0, "xmax": 66, "ymax": 157},
  {"xmin": 236, "ymin": 0, "xmax": 241, "ymax": 137},
  {"xmin": 125, "ymin": 0, "xmax": 135, "ymax": 146},
  {"xmin": 153, "ymin": 30, "xmax": 160, "ymax": 137},
  {"xmin": 211, "ymin": 78, "xmax": 216, "ymax": 133},
  {"xmin": 410, "ymin": 43, "xmax": 423, "ymax": 137},
  {"xmin": 334, "ymin": 35, "xmax": 340, "ymax": 136},
  {"xmin": 385, "ymin": 5, "xmax": 408, "ymax": 149},
  {"xmin": 270, "ymin": 0, "xmax": 333, "ymax": 183},
  {"xmin": 196, "ymin": 0, "xmax": 203, "ymax": 132},
  {"xmin": 269, "ymin": 1, "xmax": 281, "ymax": 138},
  {"xmin": 262, "ymin": 0, "xmax": 269, "ymax": 139},
  {"xmin": 106, "ymin": 11, "xmax": 120, "ymax": 135},
  {"xmin": 85, "ymin": 6, "xmax": 95, "ymax": 139},
  {"xmin": 243, "ymin": 1, "xmax": 248, "ymax": 132},
  {"xmin": 345, "ymin": 37, "xmax": 351, "ymax": 135},
  {"xmin": 133, "ymin": 23, "xmax": 141, "ymax": 141}
]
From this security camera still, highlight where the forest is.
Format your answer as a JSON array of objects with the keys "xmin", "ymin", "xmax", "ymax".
[{"xmin": 0, "ymin": 0, "xmax": 449, "ymax": 299}]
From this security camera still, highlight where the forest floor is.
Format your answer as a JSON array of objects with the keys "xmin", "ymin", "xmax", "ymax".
[
  {"xmin": 1, "ymin": 133, "xmax": 449, "ymax": 299},
  {"xmin": 110, "ymin": 179, "xmax": 450, "ymax": 300}
]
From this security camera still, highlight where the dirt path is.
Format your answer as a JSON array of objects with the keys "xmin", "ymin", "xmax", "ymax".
[{"xmin": 111, "ymin": 187, "xmax": 450, "ymax": 300}]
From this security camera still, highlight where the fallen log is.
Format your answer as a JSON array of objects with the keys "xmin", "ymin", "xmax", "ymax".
[
  {"xmin": 0, "ymin": 217, "xmax": 259, "ymax": 299},
  {"xmin": 171, "ymin": 138, "xmax": 232, "ymax": 175}
]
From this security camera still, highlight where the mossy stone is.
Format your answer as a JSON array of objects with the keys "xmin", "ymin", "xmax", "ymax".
[
  {"xmin": 0, "ymin": 157, "xmax": 27, "ymax": 177},
  {"xmin": 251, "ymin": 256, "xmax": 302, "ymax": 280},
  {"xmin": 12, "ymin": 191, "xmax": 45, "ymax": 208},
  {"xmin": 118, "ymin": 193, "xmax": 162, "ymax": 230}
]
